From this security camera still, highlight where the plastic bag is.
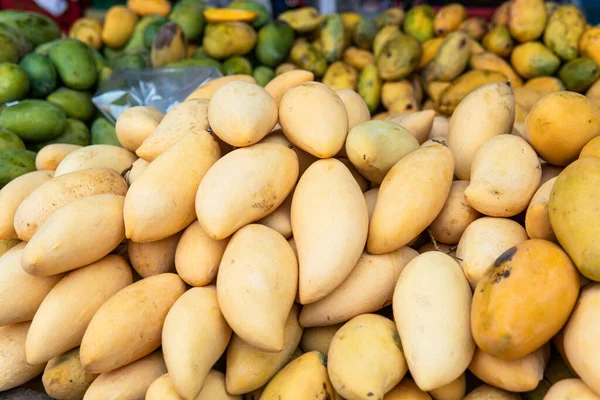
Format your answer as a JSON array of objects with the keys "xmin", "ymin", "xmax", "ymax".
[{"xmin": 92, "ymin": 66, "xmax": 222, "ymax": 124}]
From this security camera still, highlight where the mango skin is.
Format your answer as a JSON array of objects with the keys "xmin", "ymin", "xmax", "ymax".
[
  {"xmin": 558, "ymin": 57, "xmax": 600, "ymax": 93},
  {"xmin": 580, "ymin": 27, "xmax": 600, "ymax": 67},
  {"xmin": 511, "ymin": 42, "xmax": 560, "ymax": 79},
  {"xmin": 403, "ymin": 5, "xmax": 435, "ymax": 44},
  {"xmin": 438, "ymin": 70, "xmax": 507, "ymax": 115},
  {"xmin": 48, "ymin": 39, "xmax": 98, "ymax": 90},
  {"xmin": 471, "ymin": 239, "xmax": 580, "ymax": 360},
  {"xmin": 483, "ymin": 25, "xmax": 513, "ymax": 58},
  {"xmin": 544, "ymin": 5, "xmax": 586, "ymax": 61},
  {"xmin": 203, "ymin": 22, "xmax": 256, "ymax": 60},
  {"xmin": 549, "ymin": 157, "xmax": 600, "ymax": 281},
  {"xmin": 508, "ymin": 0, "xmax": 547, "ymax": 43},
  {"xmin": 357, "ymin": 64, "xmax": 381, "ymax": 113}
]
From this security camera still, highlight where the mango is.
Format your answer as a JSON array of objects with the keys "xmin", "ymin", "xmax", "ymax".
[
  {"xmin": 386, "ymin": 110, "xmax": 435, "ymax": 144},
  {"xmin": 525, "ymin": 177, "xmax": 558, "ymax": 242},
  {"xmin": 90, "ymin": 118, "xmax": 121, "ymax": 147},
  {"xmin": 0, "ymin": 62, "xmax": 29, "ymax": 104},
  {"xmin": 353, "ymin": 17, "xmax": 378, "ymax": 50},
  {"xmin": 438, "ymin": 70, "xmax": 508, "ymax": 115},
  {"xmin": 336, "ymin": 88, "xmax": 371, "ymax": 130},
  {"xmin": 385, "ymin": 379, "xmax": 434, "ymax": 399},
  {"xmin": 49, "ymin": 39, "xmax": 97, "ymax": 90},
  {"xmin": 470, "ymin": 52, "xmax": 523, "ymax": 87},
  {"xmin": 375, "ymin": 8, "xmax": 404, "ymax": 28},
  {"xmin": 0, "ymin": 10, "xmax": 60, "ymax": 47},
  {"xmin": 321, "ymin": 14, "xmax": 344, "ymax": 62},
  {"xmin": 482, "ymin": 25, "xmax": 514, "ymax": 58},
  {"xmin": 524, "ymin": 91, "xmax": 600, "ymax": 166},
  {"xmin": 26, "ymin": 255, "xmax": 132, "ymax": 365},
  {"xmin": 0, "ymin": 128, "xmax": 24, "ymax": 151},
  {"xmin": 0, "ymin": 322, "xmax": 46, "ymax": 392},
  {"xmin": 256, "ymin": 21, "xmax": 294, "ymax": 68},
  {"xmin": 162, "ymin": 286, "xmax": 232, "ymax": 400},
  {"xmin": 289, "ymin": 40, "xmax": 327, "ymax": 77},
  {"xmin": 544, "ymin": 379, "xmax": 600, "ymax": 400},
  {"xmin": 403, "ymin": 5, "xmax": 435, "ymax": 44},
  {"xmin": 42, "ymin": 348, "xmax": 99, "ymax": 400},
  {"xmin": 217, "ymin": 224, "xmax": 297, "ymax": 352},
  {"xmin": 203, "ymin": 22, "xmax": 256, "ymax": 59},
  {"xmin": 376, "ymin": 33, "xmax": 421, "ymax": 80},
  {"xmin": 170, "ymin": 2, "xmax": 205, "ymax": 41},
  {"xmin": 459, "ymin": 17, "xmax": 489, "ymax": 41},
  {"xmin": 30, "ymin": 118, "xmax": 90, "ymax": 149},
  {"xmin": 544, "ymin": 5, "xmax": 586, "ymax": 61},
  {"xmin": 127, "ymin": 232, "xmax": 181, "ymax": 278},
  {"xmin": 558, "ymin": 57, "xmax": 600, "ymax": 93},
  {"xmin": 465, "ymin": 385, "xmax": 520, "ymax": 400},
  {"xmin": 358, "ymin": 64, "xmax": 382, "ymax": 113},
  {"xmin": 373, "ymin": 25, "xmax": 401, "ymax": 58},
  {"xmin": 46, "ymin": 88, "xmax": 94, "ymax": 122},
  {"xmin": 524, "ymin": 76, "xmax": 565, "ymax": 93},
  {"xmin": 430, "ymin": 180, "xmax": 480, "ymax": 245},
  {"xmin": 511, "ymin": 42, "xmax": 560, "ymax": 79},
  {"xmin": 0, "ymin": 148, "xmax": 36, "ymax": 188},
  {"xmin": 278, "ymin": 7, "xmax": 325, "ymax": 34},
  {"xmin": 229, "ymin": 0, "xmax": 269, "ymax": 28},
  {"xmin": 264, "ymin": 69, "xmax": 314, "ymax": 106},
  {"xmin": 328, "ymin": 314, "xmax": 407, "ymax": 399},
  {"xmin": 433, "ymin": 3, "xmax": 467, "ymax": 37},
  {"xmin": 508, "ymin": 0, "xmax": 547, "ymax": 43},
  {"xmin": 102, "ymin": 6, "xmax": 138, "ymax": 49},
  {"xmin": 0, "ymin": 99, "xmax": 65, "ymax": 142},
  {"xmin": 343, "ymin": 47, "xmax": 375, "ymax": 71},
  {"xmin": 580, "ymin": 27, "xmax": 600, "ymax": 66},
  {"xmin": 19, "ymin": 53, "xmax": 56, "ymax": 98},
  {"xmin": 69, "ymin": 17, "xmax": 102, "ymax": 50}
]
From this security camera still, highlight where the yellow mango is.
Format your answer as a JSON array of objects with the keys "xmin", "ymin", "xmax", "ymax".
[
  {"xmin": 80, "ymin": 274, "xmax": 186, "ymax": 374},
  {"xmin": 115, "ymin": 106, "xmax": 164, "ymax": 152},
  {"xmin": 292, "ymin": 158, "xmax": 368, "ymax": 303},
  {"xmin": 368, "ymin": 144, "xmax": 453, "ymax": 254},
  {"xmin": 510, "ymin": 42, "xmax": 561, "ymax": 79},
  {"xmin": 14, "ymin": 168, "xmax": 127, "ymax": 242},
  {"xmin": 580, "ymin": 27, "xmax": 600, "ymax": 66},
  {"xmin": 438, "ymin": 70, "xmax": 508, "ymax": 116},
  {"xmin": 322, "ymin": 61, "xmax": 359, "ymax": 91},
  {"xmin": 469, "ymin": 51, "xmax": 523, "ymax": 87},
  {"xmin": 387, "ymin": 109, "xmax": 436, "ymax": 144},
  {"xmin": 525, "ymin": 177, "xmax": 558, "ymax": 242},
  {"xmin": 508, "ymin": 0, "xmax": 547, "ymax": 43},
  {"xmin": 328, "ymin": 314, "xmax": 408, "ymax": 399},
  {"xmin": 300, "ymin": 324, "xmax": 342, "ymax": 355},
  {"xmin": 196, "ymin": 370, "xmax": 241, "ymax": 399},
  {"xmin": 35, "ymin": 144, "xmax": 82, "ymax": 171},
  {"xmin": 393, "ymin": 252, "xmax": 474, "ymax": 391},
  {"xmin": 260, "ymin": 351, "xmax": 335, "ymax": 399},
  {"xmin": 428, "ymin": 374, "xmax": 466, "ymax": 400},
  {"xmin": 264, "ymin": 70, "xmax": 314, "ymax": 107},
  {"xmin": 336, "ymin": 88, "xmax": 371, "ymax": 130},
  {"xmin": 42, "ymin": 348, "xmax": 98, "ymax": 400},
  {"xmin": 127, "ymin": 0, "xmax": 170, "ymax": 16},
  {"xmin": 433, "ymin": 4, "xmax": 467, "ymax": 37},
  {"xmin": 459, "ymin": 17, "xmax": 489, "ymax": 41},
  {"xmin": 429, "ymin": 116, "xmax": 449, "ymax": 141},
  {"xmin": 299, "ymin": 247, "xmax": 418, "ymax": 327},
  {"xmin": 524, "ymin": 76, "xmax": 565, "ymax": 93},
  {"xmin": 580, "ymin": 136, "xmax": 600, "ymax": 158},
  {"xmin": 162, "ymin": 286, "xmax": 232, "ymax": 400},
  {"xmin": 343, "ymin": 47, "xmax": 375, "ymax": 71},
  {"xmin": 69, "ymin": 18, "xmax": 102, "ymax": 50},
  {"xmin": 83, "ymin": 351, "xmax": 167, "ymax": 400},
  {"xmin": 524, "ymin": 91, "xmax": 600, "ymax": 166},
  {"xmin": 0, "ymin": 322, "xmax": 46, "ymax": 392},
  {"xmin": 26, "ymin": 255, "xmax": 132, "ymax": 365},
  {"xmin": 225, "ymin": 305, "xmax": 302, "ymax": 394},
  {"xmin": 101, "ymin": 6, "xmax": 138, "ymax": 49},
  {"xmin": 430, "ymin": 180, "xmax": 481, "ymax": 245},
  {"xmin": 472, "ymin": 240, "xmax": 580, "ymax": 360},
  {"xmin": 464, "ymin": 385, "xmax": 520, "ymax": 400},
  {"xmin": 418, "ymin": 37, "xmax": 444, "ymax": 70},
  {"xmin": 545, "ymin": 379, "xmax": 600, "ymax": 400},
  {"xmin": 186, "ymin": 75, "xmax": 257, "ymax": 101},
  {"xmin": 544, "ymin": 5, "xmax": 587, "ymax": 61},
  {"xmin": 204, "ymin": 9, "xmax": 258, "ymax": 24},
  {"xmin": 0, "ymin": 247, "xmax": 63, "ymax": 326},
  {"xmin": 127, "ymin": 233, "xmax": 181, "ymax": 278},
  {"xmin": 468, "ymin": 345, "xmax": 550, "ymax": 392},
  {"xmin": 385, "ymin": 378, "xmax": 432, "ymax": 399},
  {"xmin": 196, "ymin": 143, "xmax": 298, "ymax": 240},
  {"xmin": 482, "ymin": 25, "xmax": 513, "ymax": 58},
  {"xmin": 0, "ymin": 170, "xmax": 53, "ymax": 239},
  {"xmin": 22, "ymin": 194, "xmax": 125, "ymax": 277},
  {"xmin": 259, "ymin": 131, "xmax": 317, "ymax": 177},
  {"xmin": 492, "ymin": 2, "xmax": 510, "ymax": 26},
  {"xmin": 146, "ymin": 374, "xmax": 181, "ymax": 400},
  {"xmin": 54, "ymin": 145, "xmax": 137, "ymax": 177}
]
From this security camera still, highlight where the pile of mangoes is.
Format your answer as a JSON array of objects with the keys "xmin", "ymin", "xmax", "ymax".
[
  {"xmin": 2, "ymin": 69, "xmax": 600, "ymax": 399},
  {"xmin": 0, "ymin": 10, "xmax": 123, "ymax": 187}
]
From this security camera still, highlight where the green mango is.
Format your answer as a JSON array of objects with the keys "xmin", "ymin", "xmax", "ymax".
[
  {"xmin": 0, "ymin": 63, "xmax": 29, "ymax": 104},
  {"xmin": 290, "ymin": 40, "xmax": 327, "ymax": 77},
  {"xmin": 143, "ymin": 20, "xmax": 169, "ymax": 49},
  {"xmin": 358, "ymin": 64, "xmax": 381, "ymax": 113},
  {"xmin": 0, "ymin": 22, "xmax": 31, "ymax": 62},
  {"xmin": 255, "ymin": 21, "xmax": 295, "ymax": 68},
  {"xmin": 124, "ymin": 15, "xmax": 167, "ymax": 52},
  {"xmin": 91, "ymin": 118, "xmax": 121, "ymax": 147},
  {"xmin": 0, "ymin": 99, "xmax": 66, "ymax": 142},
  {"xmin": 253, "ymin": 66, "xmax": 275, "ymax": 87},
  {"xmin": 544, "ymin": 5, "xmax": 587, "ymax": 61},
  {"xmin": 403, "ymin": 5, "xmax": 435, "ymax": 43},
  {"xmin": 229, "ymin": 0, "xmax": 270, "ymax": 28},
  {"xmin": 559, "ymin": 57, "xmax": 600, "ymax": 93},
  {"xmin": 0, "ymin": 148, "xmax": 36, "ymax": 188},
  {"xmin": 511, "ymin": 42, "xmax": 561, "ymax": 79},
  {"xmin": 223, "ymin": 56, "xmax": 253, "ymax": 75},
  {"xmin": 0, "ymin": 128, "xmax": 25, "ymax": 150},
  {"xmin": 46, "ymin": 88, "xmax": 95, "ymax": 122},
  {"xmin": 98, "ymin": 66, "xmax": 113, "ymax": 87},
  {"xmin": 110, "ymin": 50, "xmax": 151, "ymax": 70},
  {"xmin": 321, "ymin": 14, "xmax": 344, "ymax": 63},
  {"xmin": 376, "ymin": 33, "xmax": 421, "ymax": 80},
  {"xmin": 29, "ymin": 118, "xmax": 90, "ymax": 150},
  {"xmin": 165, "ymin": 57, "xmax": 223, "ymax": 72},
  {"xmin": 88, "ymin": 46, "xmax": 106, "ymax": 71},
  {"xmin": 203, "ymin": 22, "xmax": 257, "ymax": 59},
  {"xmin": 19, "ymin": 53, "xmax": 56, "ymax": 98},
  {"xmin": 0, "ymin": 10, "xmax": 60, "ymax": 47},
  {"xmin": 49, "ymin": 39, "xmax": 98, "ymax": 90},
  {"xmin": 353, "ymin": 17, "xmax": 378, "ymax": 50},
  {"xmin": 170, "ymin": 2, "xmax": 205, "ymax": 42}
]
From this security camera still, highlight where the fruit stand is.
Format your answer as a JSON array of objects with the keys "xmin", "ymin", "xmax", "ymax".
[{"xmin": 1, "ymin": 0, "xmax": 600, "ymax": 399}]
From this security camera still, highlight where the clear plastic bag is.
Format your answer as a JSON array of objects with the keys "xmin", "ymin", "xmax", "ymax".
[{"xmin": 92, "ymin": 66, "xmax": 222, "ymax": 124}]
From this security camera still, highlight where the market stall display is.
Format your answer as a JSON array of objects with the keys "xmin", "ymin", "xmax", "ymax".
[{"xmin": 1, "ymin": 0, "xmax": 600, "ymax": 399}]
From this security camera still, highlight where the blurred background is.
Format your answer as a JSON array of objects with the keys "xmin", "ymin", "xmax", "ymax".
[{"xmin": 1, "ymin": 0, "xmax": 599, "ymax": 31}]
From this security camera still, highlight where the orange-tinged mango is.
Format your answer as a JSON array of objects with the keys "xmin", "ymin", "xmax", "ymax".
[
  {"xmin": 471, "ymin": 239, "xmax": 580, "ymax": 360},
  {"xmin": 204, "ymin": 8, "xmax": 258, "ymax": 24}
]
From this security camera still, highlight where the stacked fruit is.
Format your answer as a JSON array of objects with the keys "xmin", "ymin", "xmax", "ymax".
[{"xmin": 1, "ymin": 68, "xmax": 600, "ymax": 399}]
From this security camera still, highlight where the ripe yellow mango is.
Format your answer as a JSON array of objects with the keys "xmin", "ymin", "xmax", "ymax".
[
  {"xmin": 336, "ymin": 88, "xmax": 371, "ymax": 130},
  {"xmin": 428, "ymin": 374, "xmax": 466, "ymax": 400},
  {"xmin": 115, "ymin": 106, "xmax": 164, "ymax": 152},
  {"xmin": 125, "ymin": 133, "xmax": 220, "ymax": 243},
  {"xmin": 83, "ymin": 351, "xmax": 167, "ymax": 400},
  {"xmin": 14, "ymin": 168, "xmax": 128, "ymax": 242},
  {"xmin": 0, "ymin": 170, "xmax": 53, "ymax": 239},
  {"xmin": 464, "ymin": 385, "xmax": 520, "ymax": 400},
  {"xmin": 54, "ymin": 145, "xmax": 137, "ymax": 177},
  {"xmin": 387, "ymin": 110, "xmax": 436, "ymax": 144},
  {"xmin": 549, "ymin": 157, "xmax": 600, "ymax": 280},
  {"xmin": 196, "ymin": 143, "xmax": 298, "ymax": 240},
  {"xmin": 580, "ymin": 136, "xmax": 600, "ymax": 158},
  {"xmin": 525, "ymin": 177, "xmax": 558, "ymax": 241},
  {"xmin": 368, "ymin": 144, "xmax": 454, "ymax": 254},
  {"xmin": 279, "ymin": 82, "xmax": 349, "ymax": 158},
  {"xmin": 545, "ymin": 379, "xmax": 600, "ymax": 400},
  {"xmin": 447, "ymin": 82, "xmax": 515, "ymax": 180},
  {"xmin": 300, "ymin": 324, "xmax": 342, "ymax": 355},
  {"xmin": 146, "ymin": 374, "xmax": 181, "ymax": 400},
  {"xmin": 393, "ymin": 252, "xmax": 474, "ymax": 391},
  {"xmin": 291, "ymin": 158, "xmax": 368, "ymax": 303},
  {"xmin": 80, "ymin": 273, "xmax": 186, "ymax": 374},
  {"xmin": 35, "ymin": 144, "xmax": 82, "ymax": 171},
  {"xmin": 26, "ymin": 255, "xmax": 132, "ymax": 365},
  {"xmin": 217, "ymin": 224, "xmax": 297, "ymax": 352},
  {"xmin": 22, "ymin": 194, "xmax": 126, "ymax": 276},
  {"xmin": 471, "ymin": 240, "xmax": 579, "ymax": 360},
  {"xmin": 225, "ymin": 305, "xmax": 303, "ymax": 394},
  {"xmin": 384, "ymin": 378, "xmax": 433, "ymax": 399},
  {"xmin": 508, "ymin": 0, "xmax": 546, "ymax": 43},
  {"xmin": 162, "ymin": 286, "xmax": 232, "ymax": 400},
  {"xmin": 264, "ymin": 70, "xmax": 315, "ymax": 107},
  {"xmin": 0, "ymin": 322, "xmax": 46, "ymax": 392},
  {"xmin": 328, "ymin": 314, "xmax": 408, "ymax": 399},
  {"xmin": 42, "ymin": 348, "xmax": 98, "ymax": 400},
  {"xmin": 186, "ymin": 75, "xmax": 257, "ymax": 101},
  {"xmin": 299, "ymin": 247, "xmax": 418, "ymax": 327},
  {"xmin": 101, "ymin": 6, "xmax": 138, "ymax": 49},
  {"xmin": 127, "ymin": 233, "xmax": 181, "ymax": 278}
]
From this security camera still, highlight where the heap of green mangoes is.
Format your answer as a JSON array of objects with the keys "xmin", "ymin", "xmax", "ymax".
[
  {"xmin": 2, "ymin": 0, "xmax": 600, "ymax": 188},
  {"xmin": 0, "ymin": 11, "xmax": 122, "ymax": 187}
]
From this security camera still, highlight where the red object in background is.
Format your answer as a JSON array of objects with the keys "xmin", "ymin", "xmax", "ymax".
[
  {"xmin": 430, "ymin": 5, "xmax": 496, "ymax": 20},
  {"xmin": 0, "ymin": 0, "xmax": 91, "ymax": 33}
]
